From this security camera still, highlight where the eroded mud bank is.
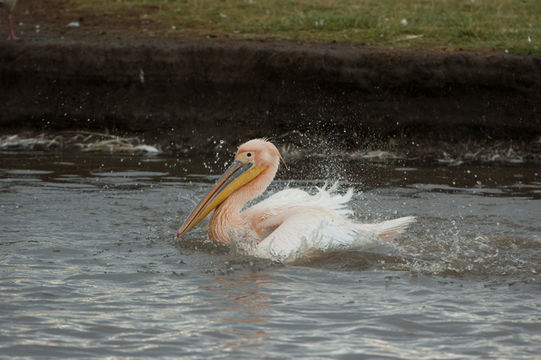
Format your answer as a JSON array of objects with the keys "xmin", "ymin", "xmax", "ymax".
[{"xmin": 1, "ymin": 38, "xmax": 540, "ymax": 159}]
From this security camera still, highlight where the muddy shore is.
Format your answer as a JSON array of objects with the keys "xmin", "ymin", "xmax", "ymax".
[{"xmin": 1, "ymin": 31, "xmax": 541, "ymax": 161}]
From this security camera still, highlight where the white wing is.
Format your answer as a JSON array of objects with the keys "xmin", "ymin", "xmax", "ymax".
[
  {"xmin": 237, "ymin": 185, "xmax": 416, "ymax": 263},
  {"xmin": 253, "ymin": 206, "xmax": 381, "ymax": 262},
  {"xmin": 241, "ymin": 184, "xmax": 353, "ymax": 232}
]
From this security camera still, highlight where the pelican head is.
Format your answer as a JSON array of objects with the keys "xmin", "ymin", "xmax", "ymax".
[{"xmin": 177, "ymin": 139, "xmax": 284, "ymax": 239}]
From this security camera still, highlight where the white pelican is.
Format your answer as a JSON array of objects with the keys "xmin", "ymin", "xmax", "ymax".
[
  {"xmin": 1, "ymin": 0, "xmax": 18, "ymax": 40},
  {"xmin": 177, "ymin": 139, "xmax": 415, "ymax": 263}
]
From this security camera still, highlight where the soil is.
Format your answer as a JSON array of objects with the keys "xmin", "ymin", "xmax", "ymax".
[{"xmin": 1, "ymin": 0, "xmax": 541, "ymax": 160}]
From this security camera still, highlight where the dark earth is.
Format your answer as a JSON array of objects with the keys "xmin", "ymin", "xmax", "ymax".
[{"xmin": 1, "ymin": 0, "xmax": 540, "ymax": 161}]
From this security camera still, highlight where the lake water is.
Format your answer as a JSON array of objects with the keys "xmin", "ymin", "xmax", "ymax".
[{"xmin": 1, "ymin": 153, "xmax": 540, "ymax": 359}]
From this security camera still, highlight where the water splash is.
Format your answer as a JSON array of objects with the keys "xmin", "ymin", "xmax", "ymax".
[{"xmin": 393, "ymin": 230, "xmax": 541, "ymax": 280}]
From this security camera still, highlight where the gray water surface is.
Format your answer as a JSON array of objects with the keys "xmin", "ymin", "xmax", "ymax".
[{"xmin": 1, "ymin": 154, "xmax": 540, "ymax": 359}]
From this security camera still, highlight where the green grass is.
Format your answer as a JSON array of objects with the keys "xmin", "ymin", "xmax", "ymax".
[{"xmin": 69, "ymin": 0, "xmax": 541, "ymax": 53}]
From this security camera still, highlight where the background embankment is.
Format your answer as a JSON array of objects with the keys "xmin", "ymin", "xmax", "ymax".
[{"xmin": 1, "ymin": 39, "xmax": 540, "ymax": 155}]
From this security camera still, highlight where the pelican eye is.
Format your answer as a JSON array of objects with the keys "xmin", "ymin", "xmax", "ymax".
[{"xmin": 246, "ymin": 152, "xmax": 252, "ymax": 157}]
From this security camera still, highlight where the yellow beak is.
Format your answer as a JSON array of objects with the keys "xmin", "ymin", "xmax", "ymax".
[{"xmin": 177, "ymin": 160, "xmax": 264, "ymax": 238}]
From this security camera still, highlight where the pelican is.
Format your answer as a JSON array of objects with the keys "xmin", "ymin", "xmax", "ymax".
[
  {"xmin": 1, "ymin": 0, "xmax": 18, "ymax": 40},
  {"xmin": 177, "ymin": 139, "xmax": 416, "ymax": 263}
]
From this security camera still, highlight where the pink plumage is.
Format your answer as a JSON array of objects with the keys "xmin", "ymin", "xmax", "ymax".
[{"xmin": 178, "ymin": 138, "xmax": 416, "ymax": 263}]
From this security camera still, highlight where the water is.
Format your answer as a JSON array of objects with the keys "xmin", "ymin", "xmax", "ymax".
[{"xmin": 1, "ymin": 153, "xmax": 540, "ymax": 359}]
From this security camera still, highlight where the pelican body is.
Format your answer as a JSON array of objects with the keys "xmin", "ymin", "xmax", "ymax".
[
  {"xmin": 177, "ymin": 139, "xmax": 415, "ymax": 263},
  {"xmin": 1, "ymin": 0, "xmax": 19, "ymax": 40}
]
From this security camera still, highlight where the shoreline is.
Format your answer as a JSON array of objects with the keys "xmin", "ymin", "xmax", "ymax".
[
  {"xmin": 1, "ymin": 37, "xmax": 540, "ymax": 162},
  {"xmin": 1, "ymin": 130, "xmax": 539, "ymax": 165}
]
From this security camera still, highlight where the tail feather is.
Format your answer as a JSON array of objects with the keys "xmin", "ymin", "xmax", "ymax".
[{"xmin": 357, "ymin": 216, "xmax": 416, "ymax": 242}]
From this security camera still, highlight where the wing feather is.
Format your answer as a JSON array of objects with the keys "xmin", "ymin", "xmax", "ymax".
[
  {"xmin": 233, "ymin": 184, "xmax": 415, "ymax": 263},
  {"xmin": 254, "ymin": 207, "xmax": 381, "ymax": 262}
]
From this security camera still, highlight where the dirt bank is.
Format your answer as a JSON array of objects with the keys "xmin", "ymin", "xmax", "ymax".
[
  {"xmin": 1, "ymin": 2, "xmax": 541, "ymax": 158},
  {"xmin": 2, "ymin": 38, "xmax": 540, "ymax": 141}
]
